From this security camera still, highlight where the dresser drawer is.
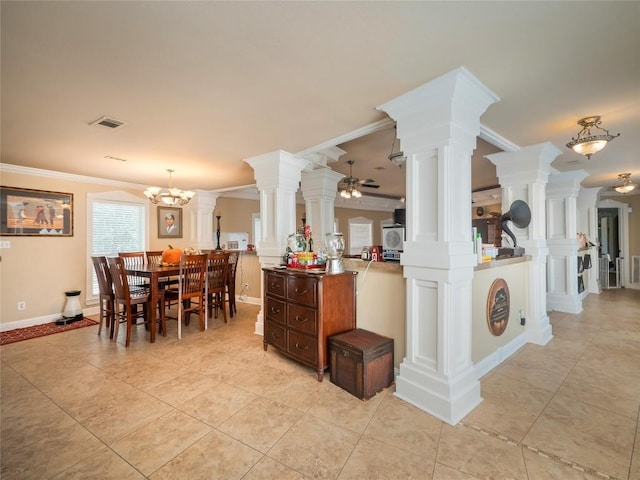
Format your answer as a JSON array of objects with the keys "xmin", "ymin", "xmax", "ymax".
[
  {"xmin": 265, "ymin": 272, "xmax": 286, "ymax": 298},
  {"xmin": 287, "ymin": 304, "xmax": 317, "ymax": 335},
  {"xmin": 265, "ymin": 321, "xmax": 287, "ymax": 350},
  {"xmin": 265, "ymin": 297, "xmax": 286, "ymax": 324},
  {"xmin": 286, "ymin": 276, "xmax": 317, "ymax": 307},
  {"xmin": 288, "ymin": 331, "xmax": 317, "ymax": 364}
]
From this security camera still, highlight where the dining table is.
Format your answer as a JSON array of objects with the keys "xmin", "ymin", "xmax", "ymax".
[{"xmin": 125, "ymin": 263, "xmax": 180, "ymax": 343}]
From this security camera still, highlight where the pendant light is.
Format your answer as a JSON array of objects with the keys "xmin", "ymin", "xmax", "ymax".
[
  {"xmin": 614, "ymin": 173, "xmax": 636, "ymax": 194},
  {"xmin": 566, "ymin": 116, "xmax": 620, "ymax": 159},
  {"xmin": 144, "ymin": 169, "xmax": 195, "ymax": 206}
]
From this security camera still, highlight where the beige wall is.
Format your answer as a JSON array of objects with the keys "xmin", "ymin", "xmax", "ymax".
[
  {"xmin": 471, "ymin": 261, "xmax": 528, "ymax": 363},
  {"xmin": 1, "ymin": 171, "xmax": 158, "ymax": 324},
  {"xmin": 342, "ymin": 262, "xmax": 406, "ymax": 369},
  {"xmin": 0, "ymin": 169, "xmax": 400, "ymax": 326}
]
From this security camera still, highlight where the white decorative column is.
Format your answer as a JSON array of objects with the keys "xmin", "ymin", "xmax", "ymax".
[
  {"xmin": 245, "ymin": 150, "xmax": 311, "ymax": 334},
  {"xmin": 577, "ymin": 187, "xmax": 602, "ymax": 295},
  {"xmin": 546, "ymin": 170, "xmax": 589, "ymax": 314},
  {"xmin": 188, "ymin": 190, "xmax": 221, "ymax": 251},
  {"xmin": 378, "ymin": 67, "xmax": 498, "ymax": 425},
  {"xmin": 301, "ymin": 167, "xmax": 344, "ymax": 250},
  {"xmin": 486, "ymin": 143, "xmax": 560, "ymax": 345}
]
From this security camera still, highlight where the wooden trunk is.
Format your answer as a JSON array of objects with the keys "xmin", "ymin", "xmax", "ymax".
[{"xmin": 329, "ymin": 328, "xmax": 394, "ymax": 400}]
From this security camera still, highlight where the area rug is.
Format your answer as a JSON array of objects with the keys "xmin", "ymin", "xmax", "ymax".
[{"xmin": 0, "ymin": 318, "xmax": 99, "ymax": 346}]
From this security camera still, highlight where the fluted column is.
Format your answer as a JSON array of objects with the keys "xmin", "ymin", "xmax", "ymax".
[
  {"xmin": 188, "ymin": 190, "xmax": 221, "ymax": 251},
  {"xmin": 486, "ymin": 142, "xmax": 561, "ymax": 345},
  {"xmin": 244, "ymin": 150, "xmax": 311, "ymax": 334},
  {"xmin": 546, "ymin": 170, "xmax": 589, "ymax": 313},
  {"xmin": 378, "ymin": 67, "xmax": 498, "ymax": 425}
]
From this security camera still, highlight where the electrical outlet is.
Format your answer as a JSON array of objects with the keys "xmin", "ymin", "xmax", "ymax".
[
  {"xmin": 17, "ymin": 301, "xmax": 26, "ymax": 311},
  {"xmin": 0, "ymin": 240, "xmax": 10, "ymax": 248}
]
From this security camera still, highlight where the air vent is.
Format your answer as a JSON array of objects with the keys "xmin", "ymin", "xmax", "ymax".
[{"xmin": 89, "ymin": 116, "xmax": 128, "ymax": 129}]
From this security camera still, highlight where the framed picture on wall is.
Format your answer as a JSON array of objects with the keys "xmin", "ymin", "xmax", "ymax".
[
  {"xmin": 0, "ymin": 186, "xmax": 73, "ymax": 236},
  {"xmin": 158, "ymin": 206, "xmax": 182, "ymax": 239}
]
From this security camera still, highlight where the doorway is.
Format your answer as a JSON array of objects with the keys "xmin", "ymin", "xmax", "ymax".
[
  {"xmin": 598, "ymin": 208, "xmax": 620, "ymax": 288},
  {"xmin": 597, "ymin": 199, "xmax": 630, "ymax": 289}
]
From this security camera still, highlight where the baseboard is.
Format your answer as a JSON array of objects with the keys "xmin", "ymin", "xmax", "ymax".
[{"xmin": 474, "ymin": 331, "xmax": 528, "ymax": 378}]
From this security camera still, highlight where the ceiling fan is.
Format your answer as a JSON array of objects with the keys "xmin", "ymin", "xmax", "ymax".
[{"xmin": 338, "ymin": 160, "xmax": 380, "ymax": 199}]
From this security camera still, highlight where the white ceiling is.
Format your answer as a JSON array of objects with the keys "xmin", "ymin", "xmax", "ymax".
[{"xmin": 2, "ymin": 2, "xmax": 639, "ymax": 198}]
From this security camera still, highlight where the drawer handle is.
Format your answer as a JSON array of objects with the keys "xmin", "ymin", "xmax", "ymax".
[
  {"xmin": 294, "ymin": 315, "xmax": 308, "ymax": 323},
  {"xmin": 294, "ymin": 342, "xmax": 309, "ymax": 351},
  {"xmin": 342, "ymin": 350, "xmax": 350, "ymax": 358},
  {"xmin": 294, "ymin": 287, "xmax": 309, "ymax": 295},
  {"xmin": 271, "ymin": 331, "xmax": 281, "ymax": 339},
  {"xmin": 270, "ymin": 306, "xmax": 281, "ymax": 314},
  {"xmin": 270, "ymin": 283, "xmax": 280, "ymax": 290}
]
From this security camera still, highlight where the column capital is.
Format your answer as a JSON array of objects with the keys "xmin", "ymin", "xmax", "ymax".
[
  {"xmin": 245, "ymin": 150, "xmax": 311, "ymax": 191},
  {"xmin": 547, "ymin": 170, "xmax": 589, "ymax": 198},
  {"xmin": 378, "ymin": 67, "xmax": 499, "ymax": 123},
  {"xmin": 486, "ymin": 142, "xmax": 561, "ymax": 185},
  {"xmin": 299, "ymin": 146, "xmax": 346, "ymax": 168},
  {"xmin": 189, "ymin": 190, "xmax": 221, "ymax": 211}
]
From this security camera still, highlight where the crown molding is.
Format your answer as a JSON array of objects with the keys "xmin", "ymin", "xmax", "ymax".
[{"xmin": 1, "ymin": 163, "xmax": 149, "ymax": 190}]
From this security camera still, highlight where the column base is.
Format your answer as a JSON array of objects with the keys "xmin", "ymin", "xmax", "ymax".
[
  {"xmin": 547, "ymin": 293, "xmax": 583, "ymax": 314},
  {"xmin": 394, "ymin": 361, "xmax": 482, "ymax": 426},
  {"xmin": 526, "ymin": 313, "xmax": 553, "ymax": 345}
]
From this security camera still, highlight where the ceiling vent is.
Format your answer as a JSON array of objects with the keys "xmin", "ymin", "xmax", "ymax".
[{"xmin": 89, "ymin": 116, "xmax": 128, "ymax": 129}]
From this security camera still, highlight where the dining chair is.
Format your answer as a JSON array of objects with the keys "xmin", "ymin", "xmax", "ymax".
[
  {"xmin": 207, "ymin": 251, "xmax": 230, "ymax": 324},
  {"xmin": 118, "ymin": 251, "xmax": 148, "ymax": 293},
  {"xmin": 164, "ymin": 254, "xmax": 208, "ymax": 339},
  {"xmin": 146, "ymin": 250, "xmax": 179, "ymax": 289},
  {"xmin": 226, "ymin": 251, "xmax": 239, "ymax": 318},
  {"xmin": 107, "ymin": 256, "xmax": 165, "ymax": 347},
  {"xmin": 91, "ymin": 255, "xmax": 115, "ymax": 337}
]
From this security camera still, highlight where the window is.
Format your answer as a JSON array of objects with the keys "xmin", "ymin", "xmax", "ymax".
[
  {"xmin": 348, "ymin": 216, "xmax": 373, "ymax": 255},
  {"xmin": 252, "ymin": 212, "xmax": 261, "ymax": 246},
  {"xmin": 86, "ymin": 191, "xmax": 148, "ymax": 301}
]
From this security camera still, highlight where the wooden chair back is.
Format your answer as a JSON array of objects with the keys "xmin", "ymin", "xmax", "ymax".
[
  {"xmin": 207, "ymin": 251, "xmax": 230, "ymax": 324},
  {"xmin": 167, "ymin": 254, "xmax": 208, "ymax": 339},
  {"xmin": 91, "ymin": 255, "xmax": 115, "ymax": 336},
  {"xmin": 146, "ymin": 250, "xmax": 164, "ymax": 265},
  {"xmin": 118, "ymin": 251, "xmax": 147, "ymax": 291},
  {"xmin": 226, "ymin": 251, "xmax": 239, "ymax": 317}
]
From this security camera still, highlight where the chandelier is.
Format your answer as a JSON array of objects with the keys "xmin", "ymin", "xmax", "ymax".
[
  {"xmin": 388, "ymin": 126, "xmax": 406, "ymax": 167},
  {"xmin": 339, "ymin": 160, "xmax": 362, "ymax": 199},
  {"xmin": 144, "ymin": 169, "xmax": 195, "ymax": 206},
  {"xmin": 614, "ymin": 173, "xmax": 636, "ymax": 194},
  {"xmin": 566, "ymin": 116, "xmax": 620, "ymax": 159}
]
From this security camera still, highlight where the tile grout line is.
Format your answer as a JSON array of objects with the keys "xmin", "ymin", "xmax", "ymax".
[{"xmin": 459, "ymin": 421, "xmax": 620, "ymax": 480}]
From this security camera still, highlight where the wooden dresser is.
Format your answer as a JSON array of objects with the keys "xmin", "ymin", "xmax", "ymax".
[{"xmin": 263, "ymin": 267, "xmax": 357, "ymax": 381}]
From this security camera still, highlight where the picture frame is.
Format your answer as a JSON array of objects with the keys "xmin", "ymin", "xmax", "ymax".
[
  {"xmin": 1, "ymin": 186, "xmax": 73, "ymax": 236},
  {"xmin": 158, "ymin": 206, "xmax": 182, "ymax": 238}
]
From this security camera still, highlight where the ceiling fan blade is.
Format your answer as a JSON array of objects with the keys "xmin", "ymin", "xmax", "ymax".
[{"xmin": 361, "ymin": 183, "xmax": 380, "ymax": 189}]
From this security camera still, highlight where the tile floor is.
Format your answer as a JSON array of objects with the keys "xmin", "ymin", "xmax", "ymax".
[{"xmin": 1, "ymin": 288, "xmax": 638, "ymax": 479}]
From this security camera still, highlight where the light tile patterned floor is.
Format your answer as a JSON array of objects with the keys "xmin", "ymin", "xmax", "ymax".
[{"xmin": 1, "ymin": 289, "xmax": 639, "ymax": 479}]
